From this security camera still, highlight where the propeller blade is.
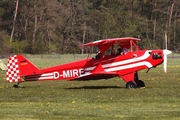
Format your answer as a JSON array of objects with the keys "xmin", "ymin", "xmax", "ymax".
[
  {"xmin": 164, "ymin": 53, "xmax": 167, "ymax": 73},
  {"xmin": 163, "ymin": 49, "xmax": 172, "ymax": 73}
]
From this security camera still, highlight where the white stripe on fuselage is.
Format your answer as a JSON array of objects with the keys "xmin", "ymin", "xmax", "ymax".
[
  {"xmin": 85, "ymin": 50, "xmax": 151, "ymax": 71},
  {"xmin": 105, "ymin": 61, "xmax": 152, "ymax": 72},
  {"xmin": 102, "ymin": 50, "xmax": 151, "ymax": 68}
]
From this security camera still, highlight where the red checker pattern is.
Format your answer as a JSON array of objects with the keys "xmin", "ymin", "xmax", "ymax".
[{"xmin": 6, "ymin": 55, "xmax": 21, "ymax": 82}]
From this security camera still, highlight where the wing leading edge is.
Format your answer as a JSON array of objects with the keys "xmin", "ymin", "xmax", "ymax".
[{"xmin": 79, "ymin": 37, "xmax": 140, "ymax": 49}]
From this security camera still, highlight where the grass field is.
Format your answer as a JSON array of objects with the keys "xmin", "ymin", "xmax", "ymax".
[{"xmin": 0, "ymin": 54, "xmax": 180, "ymax": 120}]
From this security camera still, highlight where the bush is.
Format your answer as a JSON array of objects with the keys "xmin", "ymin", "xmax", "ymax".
[
  {"xmin": 10, "ymin": 40, "xmax": 28, "ymax": 54},
  {"xmin": 0, "ymin": 31, "xmax": 10, "ymax": 56}
]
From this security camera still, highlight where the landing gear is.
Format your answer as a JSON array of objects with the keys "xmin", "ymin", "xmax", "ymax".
[
  {"xmin": 126, "ymin": 81, "xmax": 137, "ymax": 88},
  {"xmin": 126, "ymin": 80, "xmax": 145, "ymax": 88},
  {"xmin": 125, "ymin": 72, "xmax": 145, "ymax": 88},
  {"xmin": 13, "ymin": 83, "xmax": 20, "ymax": 88}
]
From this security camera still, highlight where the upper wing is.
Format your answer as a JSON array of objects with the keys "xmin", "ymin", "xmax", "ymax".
[{"xmin": 79, "ymin": 37, "xmax": 141, "ymax": 49}]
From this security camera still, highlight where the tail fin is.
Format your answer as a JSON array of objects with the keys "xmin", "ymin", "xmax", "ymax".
[{"xmin": 6, "ymin": 55, "xmax": 39, "ymax": 82}]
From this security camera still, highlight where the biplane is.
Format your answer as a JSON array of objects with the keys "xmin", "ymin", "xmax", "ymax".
[{"xmin": 6, "ymin": 37, "xmax": 172, "ymax": 88}]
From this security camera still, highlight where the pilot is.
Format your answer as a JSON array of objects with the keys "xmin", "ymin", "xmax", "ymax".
[
  {"xmin": 116, "ymin": 48, "xmax": 123, "ymax": 55},
  {"xmin": 95, "ymin": 51, "xmax": 101, "ymax": 59}
]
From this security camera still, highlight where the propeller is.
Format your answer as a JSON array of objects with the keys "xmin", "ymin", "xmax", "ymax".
[{"xmin": 163, "ymin": 49, "xmax": 172, "ymax": 73}]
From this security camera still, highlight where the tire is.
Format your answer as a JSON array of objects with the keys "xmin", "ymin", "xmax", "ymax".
[
  {"xmin": 126, "ymin": 81, "xmax": 137, "ymax": 88},
  {"xmin": 137, "ymin": 80, "xmax": 145, "ymax": 87}
]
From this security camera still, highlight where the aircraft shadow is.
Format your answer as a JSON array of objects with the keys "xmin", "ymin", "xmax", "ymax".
[
  {"xmin": 65, "ymin": 85, "xmax": 124, "ymax": 90},
  {"xmin": 8, "ymin": 85, "xmax": 42, "ymax": 89}
]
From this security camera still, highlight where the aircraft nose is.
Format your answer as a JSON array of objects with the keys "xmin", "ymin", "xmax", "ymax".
[{"xmin": 163, "ymin": 49, "xmax": 172, "ymax": 55}]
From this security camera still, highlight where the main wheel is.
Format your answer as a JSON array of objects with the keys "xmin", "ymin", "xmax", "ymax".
[
  {"xmin": 137, "ymin": 80, "xmax": 145, "ymax": 88},
  {"xmin": 126, "ymin": 81, "xmax": 137, "ymax": 88}
]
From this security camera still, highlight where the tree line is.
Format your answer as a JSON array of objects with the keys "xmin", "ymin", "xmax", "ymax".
[{"xmin": 0, "ymin": 0, "xmax": 179, "ymax": 55}]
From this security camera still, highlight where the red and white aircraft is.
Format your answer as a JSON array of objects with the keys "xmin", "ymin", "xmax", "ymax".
[{"xmin": 6, "ymin": 37, "xmax": 172, "ymax": 88}]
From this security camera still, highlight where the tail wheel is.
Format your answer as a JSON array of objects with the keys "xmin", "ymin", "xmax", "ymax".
[
  {"xmin": 13, "ymin": 82, "xmax": 20, "ymax": 88},
  {"xmin": 126, "ymin": 81, "xmax": 137, "ymax": 88},
  {"xmin": 13, "ymin": 84, "xmax": 19, "ymax": 88}
]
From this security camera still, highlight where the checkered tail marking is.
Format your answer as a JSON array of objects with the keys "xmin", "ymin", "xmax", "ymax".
[{"xmin": 6, "ymin": 55, "xmax": 22, "ymax": 82}]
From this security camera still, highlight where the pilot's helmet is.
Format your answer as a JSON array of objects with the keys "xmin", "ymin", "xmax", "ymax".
[{"xmin": 118, "ymin": 48, "xmax": 123, "ymax": 52}]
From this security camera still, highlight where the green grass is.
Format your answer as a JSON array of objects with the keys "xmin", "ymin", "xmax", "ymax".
[{"xmin": 0, "ymin": 55, "xmax": 180, "ymax": 120}]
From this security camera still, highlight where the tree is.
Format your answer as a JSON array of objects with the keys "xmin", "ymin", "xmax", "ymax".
[
  {"xmin": 0, "ymin": 0, "xmax": 180, "ymax": 54},
  {"xmin": 10, "ymin": 0, "xmax": 19, "ymax": 43}
]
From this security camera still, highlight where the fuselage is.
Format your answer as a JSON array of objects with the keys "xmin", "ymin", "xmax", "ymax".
[{"xmin": 24, "ymin": 50, "xmax": 164, "ymax": 81}]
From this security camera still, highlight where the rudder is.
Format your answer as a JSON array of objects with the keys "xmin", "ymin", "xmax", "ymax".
[{"xmin": 6, "ymin": 55, "xmax": 40, "ymax": 83}]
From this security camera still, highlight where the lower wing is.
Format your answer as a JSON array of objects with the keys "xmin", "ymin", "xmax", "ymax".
[{"xmin": 72, "ymin": 72, "xmax": 119, "ymax": 81}]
